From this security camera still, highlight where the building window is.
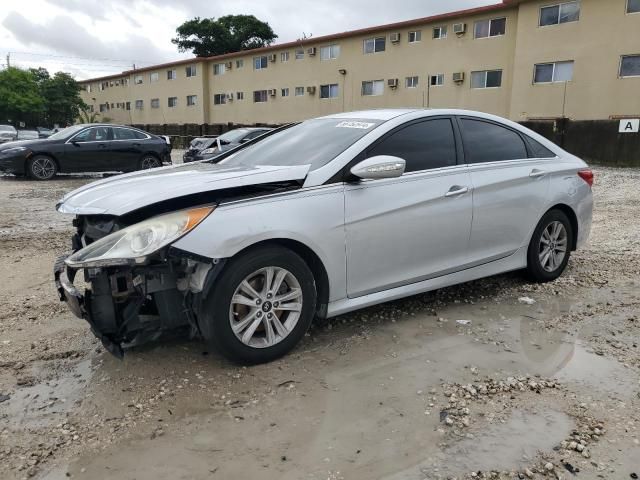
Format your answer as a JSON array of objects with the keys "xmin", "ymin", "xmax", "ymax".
[
  {"xmin": 295, "ymin": 86, "xmax": 305, "ymax": 96},
  {"xmin": 534, "ymin": 61, "xmax": 574, "ymax": 83},
  {"xmin": 408, "ymin": 31, "xmax": 422, "ymax": 43},
  {"xmin": 281, "ymin": 52, "xmax": 290, "ymax": 62},
  {"xmin": 99, "ymin": 104, "xmax": 106, "ymax": 113},
  {"xmin": 406, "ymin": 76, "xmax": 419, "ymax": 88},
  {"xmin": 237, "ymin": 92, "xmax": 244, "ymax": 100},
  {"xmin": 213, "ymin": 94, "xmax": 226, "ymax": 105},
  {"xmin": 471, "ymin": 70, "xmax": 503, "ymax": 88},
  {"xmin": 281, "ymin": 88, "xmax": 290, "ymax": 97},
  {"xmin": 126, "ymin": 102, "xmax": 131, "ymax": 110},
  {"xmin": 620, "ymin": 55, "xmax": 640, "ymax": 77},
  {"xmin": 539, "ymin": 1, "xmax": 580, "ymax": 26},
  {"xmin": 320, "ymin": 44, "xmax": 340, "ymax": 60},
  {"xmin": 187, "ymin": 95, "xmax": 197, "ymax": 106},
  {"xmin": 254, "ymin": 56, "xmax": 268, "ymax": 70},
  {"xmin": 135, "ymin": 100, "xmax": 143, "ymax": 110},
  {"xmin": 474, "ymin": 17, "xmax": 506, "ymax": 38},
  {"xmin": 168, "ymin": 97, "xmax": 177, "ymax": 108},
  {"xmin": 364, "ymin": 37, "xmax": 386, "ymax": 54},
  {"xmin": 362, "ymin": 80, "xmax": 384, "ymax": 96},
  {"xmin": 254, "ymin": 90, "xmax": 268, "ymax": 103},
  {"xmin": 433, "ymin": 26, "xmax": 447, "ymax": 39},
  {"xmin": 186, "ymin": 65, "xmax": 197, "ymax": 77},
  {"xmin": 214, "ymin": 63, "xmax": 226, "ymax": 75},
  {"xmin": 86, "ymin": 85, "xmax": 92, "ymax": 93},
  {"xmin": 236, "ymin": 59, "xmax": 244, "ymax": 68},
  {"xmin": 320, "ymin": 84, "xmax": 339, "ymax": 98},
  {"xmin": 150, "ymin": 72, "xmax": 159, "ymax": 82},
  {"xmin": 295, "ymin": 49, "xmax": 305, "ymax": 60},
  {"xmin": 628, "ymin": 0, "xmax": 640, "ymax": 13},
  {"xmin": 134, "ymin": 75, "xmax": 143, "ymax": 85},
  {"xmin": 430, "ymin": 74, "xmax": 445, "ymax": 86},
  {"xmin": 151, "ymin": 98, "xmax": 160, "ymax": 108},
  {"xmin": 167, "ymin": 70, "xmax": 176, "ymax": 80}
]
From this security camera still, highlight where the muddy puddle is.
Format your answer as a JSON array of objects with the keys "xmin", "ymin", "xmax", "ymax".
[{"xmin": 40, "ymin": 288, "xmax": 638, "ymax": 480}]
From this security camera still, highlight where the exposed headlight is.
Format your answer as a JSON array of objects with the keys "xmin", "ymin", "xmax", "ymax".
[
  {"xmin": 65, "ymin": 206, "xmax": 214, "ymax": 268},
  {"xmin": 200, "ymin": 148, "xmax": 217, "ymax": 155}
]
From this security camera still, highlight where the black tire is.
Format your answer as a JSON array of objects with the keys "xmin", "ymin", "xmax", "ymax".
[
  {"xmin": 199, "ymin": 246, "xmax": 317, "ymax": 365},
  {"xmin": 27, "ymin": 155, "xmax": 58, "ymax": 180},
  {"xmin": 526, "ymin": 209, "xmax": 573, "ymax": 283},
  {"xmin": 139, "ymin": 155, "xmax": 161, "ymax": 170}
]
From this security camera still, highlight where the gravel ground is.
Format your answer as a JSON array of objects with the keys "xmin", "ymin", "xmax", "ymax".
[{"xmin": 0, "ymin": 167, "xmax": 638, "ymax": 480}]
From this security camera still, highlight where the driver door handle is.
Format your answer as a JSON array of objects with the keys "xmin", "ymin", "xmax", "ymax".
[
  {"xmin": 530, "ymin": 169, "xmax": 547, "ymax": 178},
  {"xmin": 445, "ymin": 186, "xmax": 470, "ymax": 198}
]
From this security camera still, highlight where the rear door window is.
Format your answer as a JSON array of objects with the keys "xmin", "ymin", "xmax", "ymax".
[
  {"xmin": 460, "ymin": 118, "xmax": 527, "ymax": 163},
  {"xmin": 367, "ymin": 118, "xmax": 458, "ymax": 173}
]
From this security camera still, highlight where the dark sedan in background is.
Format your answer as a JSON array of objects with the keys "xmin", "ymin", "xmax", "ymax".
[
  {"xmin": 183, "ymin": 127, "xmax": 272, "ymax": 163},
  {"xmin": 0, "ymin": 124, "xmax": 171, "ymax": 180}
]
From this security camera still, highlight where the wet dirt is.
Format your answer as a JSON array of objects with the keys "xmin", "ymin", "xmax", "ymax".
[{"xmin": 0, "ymin": 167, "xmax": 639, "ymax": 480}]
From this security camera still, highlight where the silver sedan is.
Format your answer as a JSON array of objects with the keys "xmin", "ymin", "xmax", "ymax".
[{"xmin": 54, "ymin": 109, "xmax": 593, "ymax": 364}]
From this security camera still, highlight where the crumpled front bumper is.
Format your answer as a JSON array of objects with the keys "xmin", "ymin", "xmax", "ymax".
[{"xmin": 54, "ymin": 254, "xmax": 196, "ymax": 358}]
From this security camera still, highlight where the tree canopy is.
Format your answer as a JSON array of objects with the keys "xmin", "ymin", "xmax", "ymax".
[
  {"xmin": 0, "ymin": 67, "xmax": 86, "ymax": 127},
  {"xmin": 172, "ymin": 15, "xmax": 278, "ymax": 57}
]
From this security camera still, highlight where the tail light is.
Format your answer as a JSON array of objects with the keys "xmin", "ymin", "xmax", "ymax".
[{"xmin": 578, "ymin": 169, "xmax": 594, "ymax": 188}]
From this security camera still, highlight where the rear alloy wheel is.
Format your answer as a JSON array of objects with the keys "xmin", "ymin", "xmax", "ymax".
[
  {"xmin": 526, "ymin": 210, "xmax": 573, "ymax": 282},
  {"xmin": 139, "ymin": 155, "xmax": 161, "ymax": 170},
  {"xmin": 200, "ymin": 246, "xmax": 317, "ymax": 364},
  {"xmin": 27, "ymin": 155, "xmax": 58, "ymax": 180}
]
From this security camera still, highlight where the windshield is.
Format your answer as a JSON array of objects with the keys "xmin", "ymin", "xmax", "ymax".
[
  {"xmin": 218, "ymin": 129, "xmax": 250, "ymax": 144},
  {"xmin": 48, "ymin": 125, "xmax": 87, "ymax": 141},
  {"xmin": 221, "ymin": 118, "xmax": 383, "ymax": 171},
  {"xmin": 0, "ymin": 125, "xmax": 16, "ymax": 132}
]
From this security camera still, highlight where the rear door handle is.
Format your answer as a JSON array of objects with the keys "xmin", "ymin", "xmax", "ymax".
[
  {"xmin": 530, "ymin": 169, "xmax": 547, "ymax": 178},
  {"xmin": 445, "ymin": 186, "xmax": 470, "ymax": 198}
]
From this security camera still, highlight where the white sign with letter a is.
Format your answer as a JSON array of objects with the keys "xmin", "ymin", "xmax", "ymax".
[{"xmin": 619, "ymin": 119, "xmax": 640, "ymax": 133}]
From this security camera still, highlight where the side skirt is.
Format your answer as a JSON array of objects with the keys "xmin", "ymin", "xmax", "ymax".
[{"xmin": 326, "ymin": 247, "xmax": 527, "ymax": 318}]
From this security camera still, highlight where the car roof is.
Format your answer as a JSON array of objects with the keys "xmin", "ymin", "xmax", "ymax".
[{"xmin": 320, "ymin": 108, "xmax": 522, "ymax": 123}]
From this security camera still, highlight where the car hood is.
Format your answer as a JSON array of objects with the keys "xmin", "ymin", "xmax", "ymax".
[
  {"xmin": 0, "ymin": 138, "xmax": 56, "ymax": 150},
  {"xmin": 57, "ymin": 162, "xmax": 311, "ymax": 216}
]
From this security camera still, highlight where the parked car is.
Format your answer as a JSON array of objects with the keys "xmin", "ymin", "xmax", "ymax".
[
  {"xmin": 184, "ymin": 128, "xmax": 272, "ymax": 163},
  {"xmin": 17, "ymin": 130, "xmax": 40, "ymax": 140},
  {"xmin": 54, "ymin": 109, "xmax": 593, "ymax": 364},
  {"xmin": 0, "ymin": 124, "xmax": 171, "ymax": 180},
  {"xmin": 182, "ymin": 137, "xmax": 218, "ymax": 163},
  {"xmin": 36, "ymin": 127, "xmax": 53, "ymax": 138},
  {"xmin": 0, "ymin": 125, "xmax": 18, "ymax": 144}
]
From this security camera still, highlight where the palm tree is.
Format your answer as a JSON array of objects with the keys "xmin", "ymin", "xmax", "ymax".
[{"xmin": 77, "ymin": 106, "xmax": 100, "ymax": 124}]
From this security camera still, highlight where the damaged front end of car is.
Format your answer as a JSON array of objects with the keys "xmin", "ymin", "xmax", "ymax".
[{"xmin": 54, "ymin": 206, "xmax": 221, "ymax": 358}]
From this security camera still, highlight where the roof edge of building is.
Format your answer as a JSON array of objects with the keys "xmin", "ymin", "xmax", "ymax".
[{"xmin": 80, "ymin": 0, "xmax": 521, "ymax": 83}]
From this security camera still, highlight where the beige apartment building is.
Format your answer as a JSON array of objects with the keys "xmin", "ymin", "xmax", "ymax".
[{"xmin": 80, "ymin": 0, "xmax": 640, "ymax": 126}]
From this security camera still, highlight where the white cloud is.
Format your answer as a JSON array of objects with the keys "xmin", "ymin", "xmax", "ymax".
[{"xmin": 0, "ymin": 0, "xmax": 495, "ymax": 79}]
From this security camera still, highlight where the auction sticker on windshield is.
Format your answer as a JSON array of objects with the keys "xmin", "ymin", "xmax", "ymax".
[{"xmin": 335, "ymin": 121, "xmax": 376, "ymax": 129}]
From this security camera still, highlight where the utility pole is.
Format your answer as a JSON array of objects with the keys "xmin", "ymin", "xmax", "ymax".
[{"xmin": 6, "ymin": 53, "xmax": 10, "ymax": 68}]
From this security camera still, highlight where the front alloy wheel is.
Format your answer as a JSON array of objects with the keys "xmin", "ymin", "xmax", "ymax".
[
  {"xmin": 200, "ymin": 246, "xmax": 317, "ymax": 364},
  {"xmin": 28, "ymin": 155, "xmax": 57, "ymax": 180}
]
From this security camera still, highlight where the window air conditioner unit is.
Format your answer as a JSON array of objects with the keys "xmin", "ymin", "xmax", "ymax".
[
  {"xmin": 388, "ymin": 78, "xmax": 399, "ymax": 88},
  {"xmin": 225, "ymin": 62, "xmax": 233, "ymax": 69},
  {"xmin": 390, "ymin": 32, "xmax": 401, "ymax": 43},
  {"xmin": 268, "ymin": 89, "xmax": 277, "ymax": 97},
  {"xmin": 307, "ymin": 47, "xmax": 317, "ymax": 56},
  {"xmin": 452, "ymin": 72, "xmax": 465, "ymax": 83},
  {"xmin": 453, "ymin": 23, "xmax": 467, "ymax": 35},
  {"xmin": 226, "ymin": 93, "xmax": 234, "ymax": 101},
  {"xmin": 269, "ymin": 54, "xmax": 277, "ymax": 62},
  {"xmin": 307, "ymin": 86, "xmax": 317, "ymax": 94}
]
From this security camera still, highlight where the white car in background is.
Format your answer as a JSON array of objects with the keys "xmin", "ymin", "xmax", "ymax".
[{"xmin": 0, "ymin": 125, "xmax": 17, "ymax": 143}]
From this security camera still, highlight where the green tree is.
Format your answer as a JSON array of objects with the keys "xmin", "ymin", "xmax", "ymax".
[
  {"xmin": 41, "ymin": 72, "xmax": 86, "ymax": 126},
  {"xmin": 172, "ymin": 15, "xmax": 278, "ymax": 57},
  {"xmin": 77, "ymin": 105, "xmax": 100, "ymax": 124},
  {"xmin": 0, "ymin": 67, "xmax": 45, "ymax": 126}
]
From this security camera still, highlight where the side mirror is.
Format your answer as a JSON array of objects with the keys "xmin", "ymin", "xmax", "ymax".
[{"xmin": 350, "ymin": 155, "xmax": 406, "ymax": 180}]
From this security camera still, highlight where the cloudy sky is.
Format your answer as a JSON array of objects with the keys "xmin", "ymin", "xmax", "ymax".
[{"xmin": 1, "ymin": 0, "xmax": 495, "ymax": 80}]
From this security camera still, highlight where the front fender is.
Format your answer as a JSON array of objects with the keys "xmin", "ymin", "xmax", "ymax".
[{"xmin": 172, "ymin": 185, "xmax": 347, "ymax": 302}]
